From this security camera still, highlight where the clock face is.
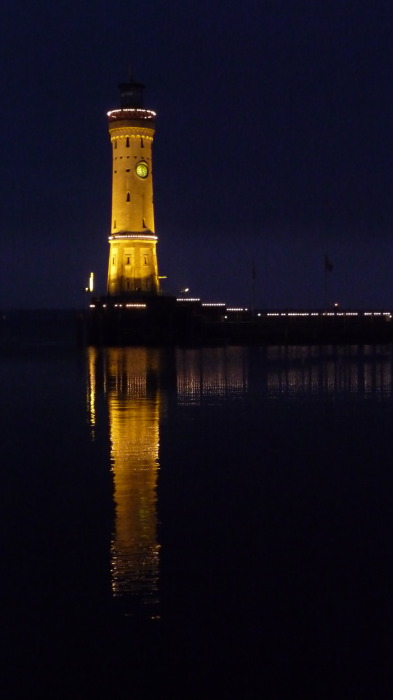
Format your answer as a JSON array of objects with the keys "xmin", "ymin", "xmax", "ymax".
[{"xmin": 136, "ymin": 162, "xmax": 149, "ymax": 178}]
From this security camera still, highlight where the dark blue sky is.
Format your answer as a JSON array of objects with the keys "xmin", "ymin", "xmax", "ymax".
[{"xmin": 1, "ymin": 0, "xmax": 393, "ymax": 309}]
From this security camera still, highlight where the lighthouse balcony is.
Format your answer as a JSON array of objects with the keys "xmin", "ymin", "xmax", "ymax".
[
  {"xmin": 108, "ymin": 230, "xmax": 158, "ymax": 241},
  {"xmin": 108, "ymin": 108, "xmax": 156, "ymax": 124}
]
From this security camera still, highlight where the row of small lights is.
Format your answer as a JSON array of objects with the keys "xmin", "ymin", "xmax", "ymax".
[
  {"xmin": 265, "ymin": 311, "xmax": 392, "ymax": 317},
  {"xmin": 176, "ymin": 300, "xmax": 249, "ymax": 311},
  {"xmin": 108, "ymin": 234, "xmax": 157, "ymax": 241},
  {"xmin": 89, "ymin": 303, "xmax": 147, "ymax": 309},
  {"xmin": 202, "ymin": 303, "xmax": 226, "ymax": 307},
  {"xmin": 110, "ymin": 135, "xmax": 153, "ymax": 141},
  {"xmin": 176, "ymin": 297, "xmax": 201, "ymax": 302},
  {"xmin": 107, "ymin": 109, "xmax": 156, "ymax": 118},
  {"xmin": 176, "ymin": 306, "xmax": 393, "ymax": 316},
  {"xmin": 91, "ymin": 298, "xmax": 250, "ymax": 309},
  {"xmin": 88, "ymin": 301, "xmax": 392, "ymax": 319}
]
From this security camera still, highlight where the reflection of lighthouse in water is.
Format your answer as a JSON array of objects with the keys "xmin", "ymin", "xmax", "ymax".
[{"xmin": 87, "ymin": 347, "xmax": 161, "ymax": 616}]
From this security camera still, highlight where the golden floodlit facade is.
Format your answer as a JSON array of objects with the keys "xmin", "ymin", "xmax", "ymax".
[{"xmin": 107, "ymin": 77, "xmax": 159, "ymax": 296}]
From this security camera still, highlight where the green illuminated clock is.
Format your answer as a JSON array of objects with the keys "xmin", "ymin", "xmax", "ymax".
[{"xmin": 136, "ymin": 161, "xmax": 149, "ymax": 178}]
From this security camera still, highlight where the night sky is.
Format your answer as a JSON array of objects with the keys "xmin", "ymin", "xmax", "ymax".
[{"xmin": 2, "ymin": 0, "xmax": 393, "ymax": 310}]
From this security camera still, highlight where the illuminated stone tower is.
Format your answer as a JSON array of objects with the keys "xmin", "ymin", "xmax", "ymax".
[{"xmin": 107, "ymin": 76, "xmax": 159, "ymax": 296}]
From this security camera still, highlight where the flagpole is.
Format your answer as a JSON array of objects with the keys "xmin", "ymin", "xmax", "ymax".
[
  {"xmin": 251, "ymin": 257, "xmax": 256, "ymax": 317},
  {"xmin": 324, "ymin": 254, "xmax": 333, "ymax": 310}
]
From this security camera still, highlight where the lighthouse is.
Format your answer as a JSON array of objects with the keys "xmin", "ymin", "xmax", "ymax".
[{"xmin": 107, "ymin": 76, "xmax": 160, "ymax": 296}]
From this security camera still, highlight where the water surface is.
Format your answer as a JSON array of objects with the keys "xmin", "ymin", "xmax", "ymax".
[{"xmin": 2, "ymin": 341, "xmax": 393, "ymax": 697}]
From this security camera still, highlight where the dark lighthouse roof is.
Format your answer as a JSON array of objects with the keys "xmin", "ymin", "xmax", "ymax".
[{"xmin": 118, "ymin": 76, "xmax": 145, "ymax": 108}]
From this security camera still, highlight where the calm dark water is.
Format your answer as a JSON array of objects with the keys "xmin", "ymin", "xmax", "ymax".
[{"xmin": 1, "ymin": 333, "xmax": 393, "ymax": 697}]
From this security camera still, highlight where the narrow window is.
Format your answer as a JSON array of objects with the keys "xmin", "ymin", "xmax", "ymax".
[
  {"xmin": 112, "ymin": 256, "xmax": 116, "ymax": 266},
  {"xmin": 114, "ymin": 141, "xmax": 117, "ymax": 149},
  {"xmin": 140, "ymin": 138, "xmax": 144, "ymax": 148},
  {"xmin": 144, "ymin": 254, "xmax": 148, "ymax": 265},
  {"xmin": 142, "ymin": 217, "xmax": 146, "ymax": 228},
  {"xmin": 126, "ymin": 137, "xmax": 130, "ymax": 147},
  {"xmin": 113, "ymin": 219, "xmax": 116, "ymax": 228},
  {"xmin": 126, "ymin": 256, "xmax": 130, "ymax": 265},
  {"xmin": 126, "ymin": 192, "xmax": 130, "ymax": 202}
]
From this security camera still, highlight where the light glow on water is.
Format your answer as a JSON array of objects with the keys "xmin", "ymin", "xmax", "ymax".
[
  {"xmin": 87, "ymin": 347, "xmax": 161, "ymax": 614},
  {"xmin": 85, "ymin": 341, "xmax": 393, "ymax": 639}
]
